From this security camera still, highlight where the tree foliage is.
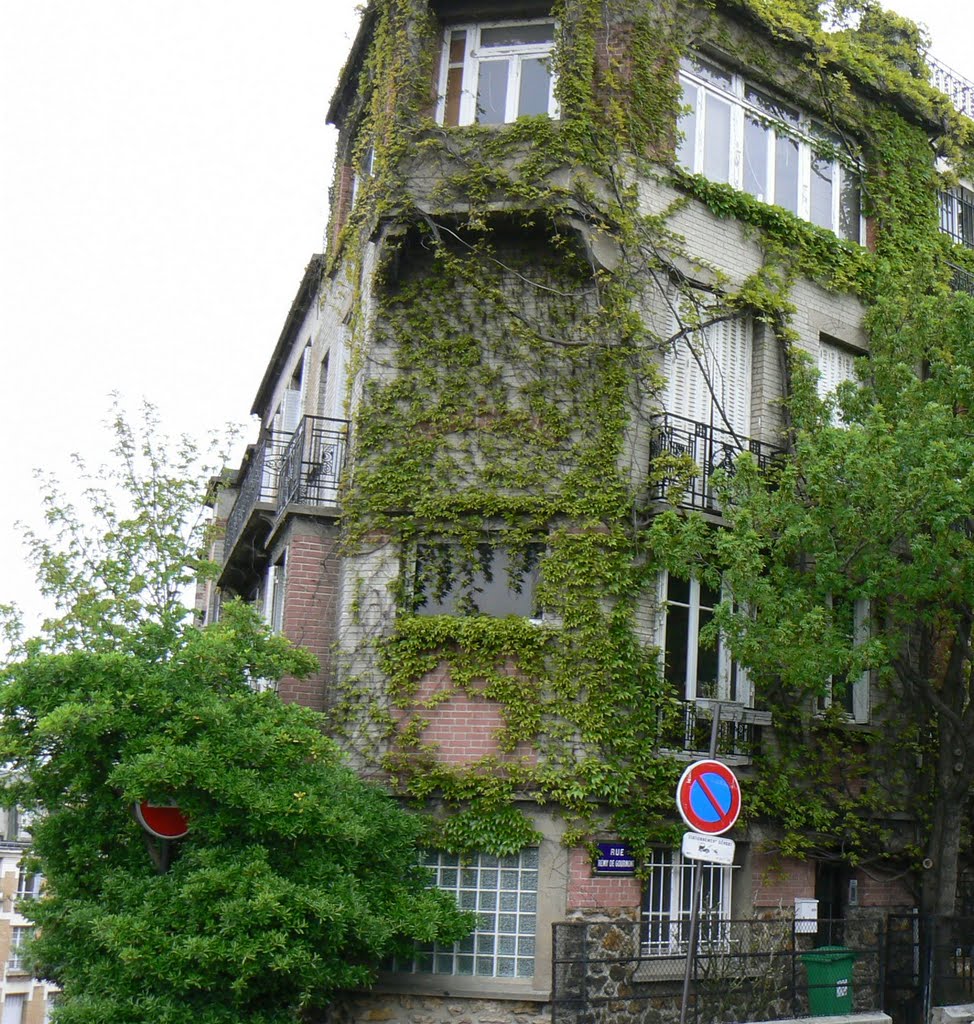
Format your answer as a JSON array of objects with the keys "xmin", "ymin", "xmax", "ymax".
[
  {"xmin": 2, "ymin": 403, "xmax": 471, "ymax": 1022},
  {"xmin": 16, "ymin": 397, "xmax": 231, "ymax": 655},
  {"xmin": 653, "ymin": 273, "xmax": 974, "ymax": 914}
]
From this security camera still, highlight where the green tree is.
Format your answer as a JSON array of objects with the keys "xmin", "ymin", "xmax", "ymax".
[
  {"xmin": 652, "ymin": 276, "xmax": 974, "ymax": 916},
  {"xmin": 2, "ymin": 404, "xmax": 470, "ymax": 1023},
  {"xmin": 17, "ymin": 397, "xmax": 229, "ymax": 655}
]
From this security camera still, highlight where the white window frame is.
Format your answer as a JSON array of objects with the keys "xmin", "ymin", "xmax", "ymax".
[
  {"xmin": 264, "ymin": 556, "xmax": 286, "ymax": 635},
  {"xmin": 2, "ymin": 993, "xmax": 26, "ymax": 1024},
  {"xmin": 643, "ymin": 848, "xmax": 733, "ymax": 956},
  {"xmin": 437, "ymin": 20, "xmax": 558, "ymax": 127},
  {"xmin": 15, "ymin": 865, "xmax": 41, "ymax": 901},
  {"xmin": 659, "ymin": 572, "xmax": 751, "ymax": 707},
  {"xmin": 396, "ymin": 849, "xmax": 539, "ymax": 979},
  {"xmin": 677, "ymin": 54, "xmax": 863, "ymax": 242},
  {"xmin": 817, "ymin": 595, "xmax": 870, "ymax": 724},
  {"xmin": 8, "ymin": 926, "xmax": 31, "ymax": 973}
]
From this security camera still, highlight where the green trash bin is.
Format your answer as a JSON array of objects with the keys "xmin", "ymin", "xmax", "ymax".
[{"xmin": 801, "ymin": 945, "xmax": 858, "ymax": 1016}]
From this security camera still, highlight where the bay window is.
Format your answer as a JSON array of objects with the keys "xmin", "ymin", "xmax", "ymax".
[
  {"xmin": 677, "ymin": 55, "xmax": 862, "ymax": 242},
  {"xmin": 438, "ymin": 21, "xmax": 557, "ymax": 127}
]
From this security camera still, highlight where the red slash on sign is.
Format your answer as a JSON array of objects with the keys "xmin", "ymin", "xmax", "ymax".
[{"xmin": 676, "ymin": 760, "xmax": 741, "ymax": 836}]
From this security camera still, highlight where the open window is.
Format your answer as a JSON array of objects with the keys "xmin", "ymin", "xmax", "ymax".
[
  {"xmin": 817, "ymin": 595, "xmax": 870, "ymax": 724},
  {"xmin": 660, "ymin": 572, "xmax": 750, "ymax": 706},
  {"xmin": 413, "ymin": 541, "xmax": 543, "ymax": 619},
  {"xmin": 438, "ymin": 20, "xmax": 557, "ymax": 126}
]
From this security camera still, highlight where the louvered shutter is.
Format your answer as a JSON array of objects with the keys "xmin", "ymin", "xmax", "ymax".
[{"xmin": 817, "ymin": 340, "xmax": 856, "ymax": 398}]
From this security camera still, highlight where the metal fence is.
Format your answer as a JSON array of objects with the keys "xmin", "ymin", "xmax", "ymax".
[
  {"xmin": 552, "ymin": 916, "xmax": 884, "ymax": 1024},
  {"xmin": 223, "ymin": 416, "xmax": 349, "ymax": 557}
]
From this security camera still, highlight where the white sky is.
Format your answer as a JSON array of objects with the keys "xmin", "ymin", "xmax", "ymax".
[{"xmin": 0, "ymin": 0, "xmax": 970, "ymax": 635}]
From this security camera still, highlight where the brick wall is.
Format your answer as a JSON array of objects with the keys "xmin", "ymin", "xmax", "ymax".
[
  {"xmin": 751, "ymin": 851, "xmax": 816, "ymax": 907},
  {"xmin": 395, "ymin": 667, "xmax": 537, "ymax": 765},
  {"xmin": 279, "ymin": 523, "xmax": 341, "ymax": 711},
  {"xmin": 567, "ymin": 847, "xmax": 642, "ymax": 911},
  {"xmin": 855, "ymin": 869, "xmax": 913, "ymax": 909}
]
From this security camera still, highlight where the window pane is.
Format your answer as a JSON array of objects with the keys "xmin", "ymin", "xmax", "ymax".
[
  {"xmin": 810, "ymin": 153, "xmax": 834, "ymax": 229},
  {"xmin": 445, "ymin": 67, "xmax": 464, "ymax": 126},
  {"xmin": 839, "ymin": 170, "xmax": 862, "ymax": 243},
  {"xmin": 774, "ymin": 133, "xmax": 799, "ymax": 214},
  {"xmin": 683, "ymin": 56, "xmax": 732, "ymax": 92},
  {"xmin": 702, "ymin": 95, "xmax": 731, "ymax": 184},
  {"xmin": 745, "ymin": 86, "xmax": 799, "ymax": 127},
  {"xmin": 743, "ymin": 116, "xmax": 769, "ymax": 201},
  {"xmin": 665, "ymin": 603, "xmax": 690, "ymax": 695},
  {"xmin": 481, "ymin": 23, "xmax": 554, "ymax": 47},
  {"xmin": 696, "ymin": 605, "xmax": 719, "ymax": 697},
  {"xmin": 677, "ymin": 79, "xmax": 698, "ymax": 171},
  {"xmin": 518, "ymin": 57, "xmax": 551, "ymax": 116},
  {"xmin": 476, "ymin": 60, "xmax": 509, "ymax": 124}
]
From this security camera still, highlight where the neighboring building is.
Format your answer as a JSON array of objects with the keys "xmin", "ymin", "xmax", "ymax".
[
  {"xmin": 0, "ymin": 810, "xmax": 56, "ymax": 1024},
  {"xmin": 212, "ymin": 1, "xmax": 974, "ymax": 1021}
]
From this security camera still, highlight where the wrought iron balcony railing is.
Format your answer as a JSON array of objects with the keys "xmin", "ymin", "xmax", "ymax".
[
  {"xmin": 223, "ymin": 416, "xmax": 349, "ymax": 558},
  {"xmin": 659, "ymin": 699, "xmax": 769, "ymax": 760},
  {"xmin": 649, "ymin": 412, "xmax": 784, "ymax": 513},
  {"xmin": 949, "ymin": 262, "xmax": 974, "ymax": 296},
  {"xmin": 926, "ymin": 52, "xmax": 974, "ymax": 120},
  {"xmin": 276, "ymin": 415, "xmax": 348, "ymax": 510}
]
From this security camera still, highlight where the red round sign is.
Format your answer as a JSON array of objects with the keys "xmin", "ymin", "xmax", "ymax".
[
  {"xmin": 676, "ymin": 759, "xmax": 741, "ymax": 836},
  {"xmin": 134, "ymin": 802, "xmax": 189, "ymax": 840}
]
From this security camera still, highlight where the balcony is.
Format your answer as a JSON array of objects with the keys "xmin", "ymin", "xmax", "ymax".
[
  {"xmin": 222, "ymin": 415, "xmax": 349, "ymax": 564},
  {"xmin": 660, "ymin": 699, "xmax": 771, "ymax": 763},
  {"xmin": 949, "ymin": 263, "xmax": 974, "ymax": 296},
  {"xmin": 649, "ymin": 413, "xmax": 784, "ymax": 514},
  {"xmin": 926, "ymin": 52, "xmax": 974, "ymax": 120}
]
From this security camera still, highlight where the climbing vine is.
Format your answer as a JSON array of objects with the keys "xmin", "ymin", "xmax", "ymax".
[{"xmin": 322, "ymin": 0, "xmax": 974, "ymax": 879}]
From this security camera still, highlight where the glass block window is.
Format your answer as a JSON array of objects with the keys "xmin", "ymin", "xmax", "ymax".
[{"xmin": 397, "ymin": 849, "xmax": 539, "ymax": 978}]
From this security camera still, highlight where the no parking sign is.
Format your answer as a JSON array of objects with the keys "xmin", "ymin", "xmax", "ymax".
[{"xmin": 676, "ymin": 759, "xmax": 741, "ymax": 836}]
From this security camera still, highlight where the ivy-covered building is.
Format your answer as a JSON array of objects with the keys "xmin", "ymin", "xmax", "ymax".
[{"xmin": 210, "ymin": 0, "xmax": 974, "ymax": 1019}]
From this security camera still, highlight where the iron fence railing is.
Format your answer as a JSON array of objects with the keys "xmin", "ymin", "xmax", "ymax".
[
  {"xmin": 926, "ymin": 52, "xmax": 974, "ymax": 120},
  {"xmin": 222, "ymin": 417, "xmax": 349, "ymax": 558},
  {"xmin": 276, "ymin": 415, "xmax": 348, "ymax": 510},
  {"xmin": 948, "ymin": 262, "xmax": 974, "ymax": 296},
  {"xmin": 659, "ymin": 700, "xmax": 769, "ymax": 761},
  {"xmin": 552, "ymin": 916, "xmax": 884, "ymax": 1024},
  {"xmin": 649, "ymin": 413, "xmax": 784, "ymax": 514}
]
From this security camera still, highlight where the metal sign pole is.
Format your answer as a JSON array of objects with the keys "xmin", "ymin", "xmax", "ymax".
[{"xmin": 679, "ymin": 703, "xmax": 722, "ymax": 1024}]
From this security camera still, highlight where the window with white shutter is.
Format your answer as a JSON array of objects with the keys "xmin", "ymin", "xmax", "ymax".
[{"xmin": 664, "ymin": 314, "xmax": 752, "ymax": 436}]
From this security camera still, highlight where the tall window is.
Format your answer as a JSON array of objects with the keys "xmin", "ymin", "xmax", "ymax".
[
  {"xmin": 664, "ymin": 312, "xmax": 752, "ymax": 436},
  {"xmin": 15, "ymin": 866, "xmax": 41, "ymax": 901},
  {"xmin": 2, "ymin": 994, "xmax": 25, "ymax": 1024},
  {"xmin": 661, "ymin": 573, "xmax": 749, "ymax": 705},
  {"xmin": 643, "ymin": 848, "xmax": 732, "ymax": 955},
  {"xmin": 414, "ymin": 542, "xmax": 542, "ymax": 619},
  {"xmin": 264, "ymin": 557, "xmax": 286, "ymax": 634},
  {"xmin": 438, "ymin": 21, "xmax": 557, "ymax": 126},
  {"xmin": 677, "ymin": 55, "xmax": 862, "ymax": 242},
  {"xmin": 817, "ymin": 595, "xmax": 870, "ymax": 723},
  {"xmin": 397, "ymin": 849, "xmax": 538, "ymax": 978},
  {"xmin": 8, "ymin": 926, "xmax": 32, "ymax": 972},
  {"xmin": 940, "ymin": 185, "xmax": 974, "ymax": 249}
]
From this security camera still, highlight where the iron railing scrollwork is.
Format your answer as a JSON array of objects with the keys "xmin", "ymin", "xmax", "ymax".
[
  {"xmin": 649, "ymin": 413, "xmax": 784, "ymax": 514},
  {"xmin": 222, "ymin": 416, "xmax": 349, "ymax": 559}
]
